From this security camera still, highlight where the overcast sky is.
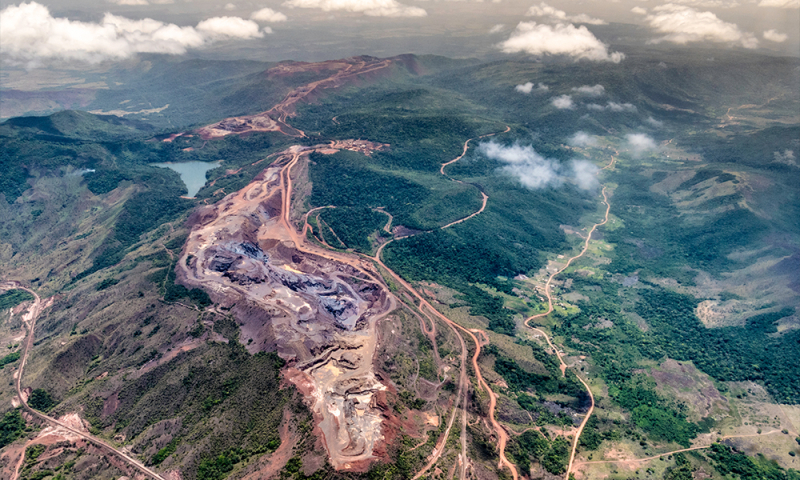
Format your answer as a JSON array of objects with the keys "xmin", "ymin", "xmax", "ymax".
[{"xmin": 0, "ymin": 0, "xmax": 798, "ymax": 66}]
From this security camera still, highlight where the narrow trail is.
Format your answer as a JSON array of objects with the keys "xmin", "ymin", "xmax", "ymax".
[
  {"xmin": 0, "ymin": 282, "xmax": 166, "ymax": 480},
  {"xmin": 300, "ymin": 205, "xmax": 336, "ymax": 238},
  {"xmin": 439, "ymin": 126, "xmax": 510, "ymax": 176},
  {"xmin": 374, "ymin": 208, "xmax": 393, "ymax": 233},
  {"xmin": 438, "ymin": 126, "xmax": 509, "ymax": 230},
  {"xmin": 574, "ymin": 429, "xmax": 789, "ymax": 468},
  {"xmin": 523, "ymin": 155, "xmax": 615, "ymax": 480}
]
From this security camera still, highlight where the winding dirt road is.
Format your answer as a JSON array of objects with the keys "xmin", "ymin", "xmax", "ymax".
[
  {"xmin": 438, "ymin": 127, "xmax": 509, "ymax": 230},
  {"xmin": 523, "ymin": 156, "xmax": 615, "ymax": 480},
  {"xmin": 369, "ymin": 127, "xmax": 519, "ymax": 480},
  {"xmin": 1, "ymin": 281, "xmax": 166, "ymax": 480}
]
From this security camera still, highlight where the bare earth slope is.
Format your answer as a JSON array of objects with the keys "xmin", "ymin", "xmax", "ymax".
[
  {"xmin": 196, "ymin": 55, "xmax": 420, "ymax": 139},
  {"xmin": 177, "ymin": 142, "xmax": 396, "ymax": 470}
]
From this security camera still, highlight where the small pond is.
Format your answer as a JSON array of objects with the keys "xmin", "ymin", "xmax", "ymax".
[{"xmin": 153, "ymin": 161, "xmax": 221, "ymax": 198}]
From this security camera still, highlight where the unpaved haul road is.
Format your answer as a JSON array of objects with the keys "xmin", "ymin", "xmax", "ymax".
[
  {"xmin": 370, "ymin": 126, "xmax": 519, "ymax": 480},
  {"xmin": 0, "ymin": 282, "xmax": 167, "ymax": 480},
  {"xmin": 373, "ymin": 246, "xmax": 518, "ymax": 480},
  {"xmin": 523, "ymin": 156, "xmax": 615, "ymax": 480}
]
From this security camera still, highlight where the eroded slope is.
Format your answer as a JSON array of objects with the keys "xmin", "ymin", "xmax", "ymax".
[{"xmin": 177, "ymin": 143, "xmax": 395, "ymax": 470}]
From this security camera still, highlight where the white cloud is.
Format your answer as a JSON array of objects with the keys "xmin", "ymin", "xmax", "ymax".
[
  {"xmin": 489, "ymin": 24, "xmax": 506, "ymax": 34},
  {"xmin": 586, "ymin": 101, "xmax": 636, "ymax": 112},
  {"xmin": 111, "ymin": 0, "xmax": 150, "ymax": 5},
  {"xmin": 196, "ymin": 16, "xmax": 265, "ymax": 38},
  {"xmin": 0, "ymin": 2, "xmax": 265, "ymax": 64},
  {"xmin": 631, "ymin": 6, "xmax": 647, "ymax": 14},
  {"xmin": 763, "ymin": 29, "xmax": 788, "ymax": 42},
  {"xmin": 282, "ymin": 0, "xmax": 426, "ymax": 17},
  {"xmin": 515, "ymin": 81, "xmax": 549, "ymax": 93},
  {"xmin": 646, "ymin": 116, "xmax": 664, "ymax": 127},
  {"xmin": 758, "ymin": 0, "xmax": 799, "ymax": 7},
  {"xmin": 526, "ymin": 2, "xmax": 607, "ymax": 25},
  {"xmin": 572, "ymin": 84, "xmax": 605, "ymax": 96},
  {"xmin": 773, "ymin": 150, "xmax": 797, "ymax": 166},
  {"xmin": 552, "ymin": 94, "xmax": 574, "ymax": 109},
  {"xmin": 644, "ymin": 4, "xmax": 758, "ymax": 49},
  {"xmin": 607, "ymin": 102, "xmax": 636, "ymax": 112},
  {"xmin": 224, "ymin": 3, "xmax": 236, "ymax": 10},
  {"xmin": 626, "ymin": 133, "xmax": 658, "ymax": 156},
  {"xmin": 668, "ymin": 0, "xmax": 740, "ymax": 7},
  {"xmin": 479, "ymin": 141, "xmax": 598, "ymax": 190},
  {"xmin": 571, "ymin": 160, "xmax": 600, "ymax": 189},
  {"xmin": 516, "ymin": 82, "xmax": 535, "ymax": 94},
  {"xmin": 251, "ymin": 7, "xmax": 288, "ymax": 22},
  {"xmin": 500, "ymin": 22, "xmax": 624, "ymax": 63},
  {"xmin": 569, "ymin": 131, "xmax": 598, "ymax": 147}
]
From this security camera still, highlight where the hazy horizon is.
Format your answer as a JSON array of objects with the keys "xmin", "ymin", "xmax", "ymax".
[{"xmin": 1, "ymin": 0, "xmax": 797, "ymax": 73}]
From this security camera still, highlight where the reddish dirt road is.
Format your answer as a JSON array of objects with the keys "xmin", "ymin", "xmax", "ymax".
[
  {"xmin": 197, "ymin": 57, "xmax": 399, "ymax": 140},
  {"xmin": 373, "ymin": 245, "xmax": 518, "ymax": 480},
  {"xmin": 0, "ymin": 281, "xmax": 166, "ymax": 480},
  {"xmin": 438, "ymin": 126, "xmax": 510, "ymax": 230},
  {"xmin": 523, "ymin": 156, "xmax": 615, "ymax": 480},
  {"xmin": 368, "ymin": 127, "xmax": 518, "ymax": 480}
]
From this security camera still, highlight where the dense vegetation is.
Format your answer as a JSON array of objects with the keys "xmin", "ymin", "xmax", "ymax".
[
  {"xmin": 0, "ymin": 409, "xmax": 26, "ymax": 448},
  {"xmin": 295, "ymin": 83, "xmax": 499, "ymax": 173},
  {"xmin": 605, "ymin": 167, "xmax": 771, "ymax": 279},
  {"xmin": 634, "ymin": 291, "xmax": 800, "ymax": 403},
  {"xmin": 707, "ymin": 443, "xmax": 800, "ymax": 480},
  {"xmin": 0, "ymin": 351, "xmax": 21, "ymax": 368},
  {"xmin": 308, "ymin": 151, "xmax": 431, "ymax": 230},
  {"xmin": 28, "ymin": 389, "xmax": 55, "ymax": 412},
  {"xmin": 455, "ymin": 285, "xmax": 516, "ymax": 335},
  {"xmin": 613, "ymin": 377, "xmax": 698, "ymax": 447},
  {"xmin": 558, "ymin": 275, "xmax": 800, "ymax": 403},
  {"xmin": 317, "ymin": 207, "xmax": 388, "ymax": 253},
  {"xmin": 484, "ymin": 343, "xmax": 586, "ymax": 400},
  {"xmin": 384, "ymin": 229, "xmax": 525, "ymax": 291},
  {"xmin": 507, "ymin": 429, "xmax": 571, "ymax": 475},
  {"xmin": 0, "ymin": 289, "xmax": 34, "ymax": 309}
]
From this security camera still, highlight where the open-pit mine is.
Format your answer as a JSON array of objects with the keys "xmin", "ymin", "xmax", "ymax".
[{"xmin": 176, "ymin": 142, "xmax": 395, "ymax": 470}]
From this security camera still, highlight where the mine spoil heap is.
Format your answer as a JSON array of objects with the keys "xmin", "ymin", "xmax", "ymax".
[{"xmin": 177, "ymin": 147, "xmax": 395, "ymax": 470}]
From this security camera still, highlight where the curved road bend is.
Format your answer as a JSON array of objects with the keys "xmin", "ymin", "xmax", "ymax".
[
  {"xmin": 3, "ymin": 282, "xmax": 167, "ymax": 480},
  {"xmin": 523, "ymin": 156, "xmax": 614, "ymax": 480},
  {"xmin": 276, "ymin": 153, "xmax": 469, "ymax": 480},
  {"xmin": 374, "ymin": 127, "xmax": 518, "ymax": 479},
  {"xmin": 373, "ymin": 246, "xmax": 519, "ymax": 480},
  {"xmin": 283, "ymin": 130, "xmax": 519, "ymax": 479}
]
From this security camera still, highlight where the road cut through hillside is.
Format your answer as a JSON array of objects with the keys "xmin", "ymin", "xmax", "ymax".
[
  {"xmin": 370, "ymin": 126, "xmax": 519, "ymax": 480},
  {"xmin": 1, "ymin": 281, "xmax": 167, "ymax": 480}
]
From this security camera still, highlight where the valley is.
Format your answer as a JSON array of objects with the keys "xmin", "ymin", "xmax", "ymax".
[{"xmin": 1, "ymin": 46, "xmax": 799, "ymax": 480}]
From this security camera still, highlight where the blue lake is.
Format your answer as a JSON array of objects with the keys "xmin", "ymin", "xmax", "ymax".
[{"xmin": 154, "ymin": 161, "xmax": 222, "ymax": 198}]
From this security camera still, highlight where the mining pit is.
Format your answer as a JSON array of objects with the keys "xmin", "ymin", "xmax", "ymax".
[{"xmin": 176, "ymin": 142, "xmax": 395, "ymax": 469}]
